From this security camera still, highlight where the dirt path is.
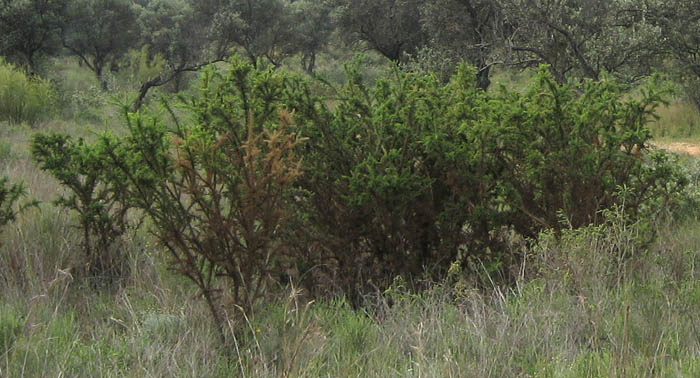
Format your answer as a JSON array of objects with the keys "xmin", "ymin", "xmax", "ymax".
[{"xmin": 654, "ymin": 142, "xmax": 700, "ymax": 156}]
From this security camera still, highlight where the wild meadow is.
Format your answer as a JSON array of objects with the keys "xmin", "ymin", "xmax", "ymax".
[
  {"xmin": 0, "ymin": 51, "xmax": 699, "ymax": 378},
  {"xmin": 5, "ymin": 1, "xmax": 700, "ymax": 374}
]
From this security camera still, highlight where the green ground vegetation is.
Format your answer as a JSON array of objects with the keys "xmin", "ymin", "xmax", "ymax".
[{"xmin": 0, "ymin": 36, "xmax": 699, "ymax": 376}]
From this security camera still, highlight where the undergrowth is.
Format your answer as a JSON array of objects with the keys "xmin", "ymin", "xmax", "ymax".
[{"xmin": 1, "ymin": 203, "xmax": 699, "ymax": 377}]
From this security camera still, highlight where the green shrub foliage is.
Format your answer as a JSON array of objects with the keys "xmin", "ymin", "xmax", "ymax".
[
  {"xmin": 284, "ymin": 65, "xmax": 503, "ymax": 298},
  {"xmin": 0, "ymin": 177, "xmax": 27, "ymax": 235},
  {"xmin": 478, "ymin": 69, "xmax": 687, "ymax": 238},
  {"xmin": 31, "ymin": 133, "xmax": 131, "ymax": 281},
  {"xmin": 33, "ymin": 58, "xmax": 688, "ymax": 334},
  {"xmin": 287, "ymin": 65, "xmax": 686, "ymax": 299},
  {"xmin": 100, "ymin": 61, "xmax": 304, "ymax": 340},
  {"xmin": 0, "ymin": 59, "xmax": 55, "ymax": 125}
]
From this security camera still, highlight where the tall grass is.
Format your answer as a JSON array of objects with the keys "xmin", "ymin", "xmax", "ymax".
[
  {"xmin": 648, "ymin": 99, "xmax": 700, "ymax": 140},
  {"xmin": 0, "ymin": 60, "xmax": 55, "ymax": 126},
  {"xmin": 45, "ymin": 57, "xmax": 123, "ymax": 123},
  {"xmin": 218, "ymin": 208, "xmax": 699, "ymax": 377},
  {"xmin": 1, "ymin": 162, "xmax": 699, "ymax": 376}
]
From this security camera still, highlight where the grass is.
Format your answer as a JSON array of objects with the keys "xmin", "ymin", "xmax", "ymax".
[
  {"xmin": 648, "ymin": 99, "xmax": 700, "ymax": 141},
  {"xmin": 1, "ymin": 156, "xmax": 699, "ymax": 377},
  {"xmin": 1, "ymin": 58, "xmax": 700, "ymax": 377},
  {"xmin": 0, "ymin": 61, "xmax": 56, "ymax": 126}
]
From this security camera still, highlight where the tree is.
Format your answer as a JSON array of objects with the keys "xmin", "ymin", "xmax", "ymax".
[
  {"xmin": 62, "ymin": 0, "xmax": 140, "ymax": 90},
  {"xmin": 132, "ymin": 0, "xmax": 314, "ymax": 108},
  {"xmin": 500, "ymin": 0, "xmax": 661, "ymax": 84},
  {"xmin": 647, "ymin": 0, "xmax": 700, "ymax": 113},
  {"xmin": 216, "ymin": 0, "xmax": 300, "ymax": 68},
  {"xmin": 0, "ymin": 0, "xmax": 66, "ymax": 74},
  {"xmin": 333, "ymin": 0, "xmax": 426, "ymax": 63},
  {"xmin": 290, "ymin": 0, "xmax": 334, "ymax": 74},
  {"xmin": 419, "ymin": 0, "xmax": 502, "ymax": 89},
  {"xmin": 131, "ymin": 0, "xmax": 239, "ymax": 109},
  {"xmin": 134, "ymin": 0, "xmax": 211, "ymax": 106}
]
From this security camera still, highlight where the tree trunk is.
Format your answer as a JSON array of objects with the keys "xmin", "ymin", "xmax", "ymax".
[
  {"xmin": 476, "ymin": 65, "xmax": 491, "ymax": 91},
  {"xmin": 96, "ymin": 65, "xmax": 108, "ymax": 91},
  {"xmin": 302, "ymin": 52, "xmax": 316, "ymax": 75},
  {"xmin": 133, "ymin": 76, "xmax": 162, "ymax": 111}
]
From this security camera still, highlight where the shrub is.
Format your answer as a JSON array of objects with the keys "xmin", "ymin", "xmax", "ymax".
[
  {"xmin": 0, "ymin": 59, "xmax": 55, "ymax": 125},
  {"xmin": 0, "ymin": 178, "xmax": 20, "ymax": 228},
  {"xmin": 31, "ymin": 133, "xmax": 132, "ymax": 282},
  {"xmin": 34, "ymin": 58, "xmax": 690, "ymax": 334},
  {"xmin": 100, "ymin": 61, "xmax": 304, "ymax": 341},
  {"xmin": 0, "ymin": 176, "xmax": 33, "ymax": 286},
  {"xmin": 286, "ymin": 65, "xmax": 689, "ymax": 300},
  {"xmin": 0, "ymin": 177, "xmax": 30, "ymax": 238},
  {"xmin": 479, "ymin": 69, "xmax": 687, "ymax": 238},
  {"xmin": 285, "ymin": 64, "xmax": 504, "ymax": 300}
]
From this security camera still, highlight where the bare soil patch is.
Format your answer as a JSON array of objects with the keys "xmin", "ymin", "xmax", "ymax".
[{"xmin": 654, "ymin": 142, "xmax": 700, "ymax": 156}]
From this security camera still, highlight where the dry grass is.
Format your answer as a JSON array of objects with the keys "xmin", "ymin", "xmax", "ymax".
[
  {"xmin": 1, "ymin": 65, "xmax": 700, "ymax": 377},
  {"xmin": 648, "ymin": 99, "xmax": 700, "ymax": 141},
  {"xmin": 3, "ymin": 172, "xmax": 699, "ymax": 377}
]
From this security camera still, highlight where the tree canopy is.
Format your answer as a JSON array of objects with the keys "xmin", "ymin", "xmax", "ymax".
[
  {"xmin": 1, "ymin": 0, "xmax": 698, "ymax": 107},
  {"xmin": 62, "ymin": 0, "xmax": 140, "ymax": 90},
  {"xmin": 648, "ymin": 0, "xmax": 700, "ymax": 111},
  {"xmin": 500, "ymin": 0, "xmax": 662, "ymax": 84},
  {"xmin": 0, "ymin": 0, "xmax": 66, "ymax": 74},
  {"xmin": 333, "ymin": 0, "xmax": 426, "ymax": 63}
]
